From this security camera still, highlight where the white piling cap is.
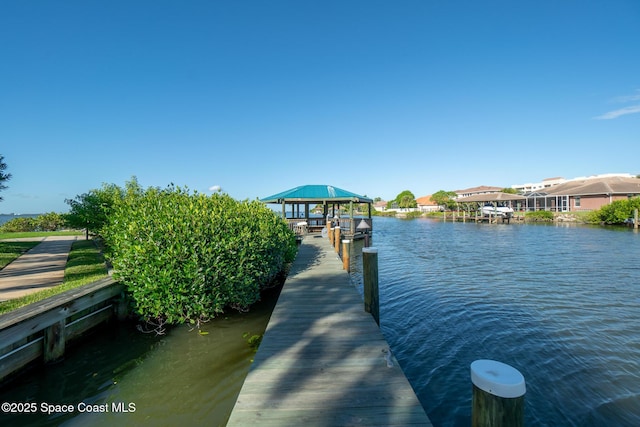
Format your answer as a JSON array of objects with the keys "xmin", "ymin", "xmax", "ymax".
[
  {"xmin": 362, "ymin": 247, "xmax": 378, "ymax": 253},
  {"xmin": 471, "ymin": 359, "xmax": 526, "ymax": 398}
]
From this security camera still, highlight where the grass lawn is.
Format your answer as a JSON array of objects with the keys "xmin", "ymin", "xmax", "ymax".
[
  {"xmin": 0, "ymin": 239, "xmax": 109, "ymax": 315},
  {"xmin": 0, "ymin": 230, "xmax": 83, "ymax": 240},
  {"xmin": 0, "ymin": 241, "xmax": 41, "ymax": 269}
]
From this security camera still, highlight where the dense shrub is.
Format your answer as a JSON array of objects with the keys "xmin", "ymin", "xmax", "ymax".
[
  {"xmin": 403, "ymin": 211, "xmax": 423, "ymax": 219},
  {"xmin": 104, "ymin": 186, "xmax": 297, "ymax": 329},
  {"xmin": 0, "ymin": 212, "xmax": 65, "ymax": 232},
  {"xmin": 0, "ymin": 217, "xmax": 37, "ymax": 232},
  {"xmin": 35, "ymin": 212, "xmax": 66, "ymax": 231},
  {"xmin": 525, "ymin": 210, "xmax": 555, "ymax": 221},
  {"xmin": 590, "ymin": 197, "xmax": 640, "ymax": 224}
]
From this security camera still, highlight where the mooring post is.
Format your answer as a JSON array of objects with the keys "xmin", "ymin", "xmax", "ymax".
[
  {"xmin": 634, "ymin": 209, "xmax": 638, "ymax": 230},
  {"xmin": 342, "ymin": 239, "xmax": 351, "ymax": 271},
  {"xmin": 334, "ymin": 226, "xmax": 341, "ymax": 253},
  {"xmin": 328, "ymin": 222, "xmax": 333, "ymax": 245},
  {"xmin": 362, "ymin": 247, "xmax": 379, "ymax": 326},
  {"xmin": 44, "ymin": 320, "xmax": 66, "ymax": 363},
  {"xmin": 471, "ymin": 359, "xmax": 526, "ymax": 427}
]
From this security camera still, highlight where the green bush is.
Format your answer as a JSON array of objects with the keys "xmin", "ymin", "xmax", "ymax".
[
  {"xmin": 104, "ymin": 186, "xmax": 297, "ymax": 328},
  {"xmin": 591, "ymin": 197, "xmax": 640, "ymax": 224},
  {"xmin": 0, "ymin": 217, "xmax": 37, "ymax": 232},
  {"xmin": 525, "ymin": 210, "xmax": 555, "ymax": 221},
  {"xmin": 403, "ymin": 211, "xmax": 423, "ymax": 219},
  {"xmin": 36, "ymin": 212, "xmax": 66, "ymax": 231},
  {"xmin": 0, "ymin": 212, "xmax": 66, "ymax": 232}
]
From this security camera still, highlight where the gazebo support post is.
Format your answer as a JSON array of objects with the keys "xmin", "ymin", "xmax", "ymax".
[{"xmin": 349, "ymin": 201, "xmax": 354, "ymax": 234}]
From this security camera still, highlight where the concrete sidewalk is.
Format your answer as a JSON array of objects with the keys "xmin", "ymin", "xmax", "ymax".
[{"xmin": 0, "ymin": 235, "xmax": 80, "ymax": 302}]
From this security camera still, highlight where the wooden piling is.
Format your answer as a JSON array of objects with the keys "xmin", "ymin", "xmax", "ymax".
[
  {"xmin": 334, "ymin": 226, "xmax": 341, "ymax": 253},
  {"xmin": 328, "ymin": 222, "xmax": 333, "ymax": 245},
  {"xmin": 342, "ymin": 239, "xmax": 350, "ymax": 272},
  {"xmin": 634, "ymin": 209, "xmax": 638, "ymax": 230},
  {"xmin": 363, "ymin": 247, "xmax": 379, "ymax": 326},
  {"xmin": 43, "ymin": 320, "xmax": 66, "ymax": 363},
  {"xmin": 471, "ymin": 359, "xmax": 526, "ymax": 427},
  {"xmin": 115, "ymin": 295, "xmax": 129, "ymax": 321}
]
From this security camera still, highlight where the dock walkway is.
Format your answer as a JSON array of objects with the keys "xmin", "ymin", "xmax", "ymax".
[{"xmin": 227, "ymin": 235, "xmax": 432, "ymax": 426}]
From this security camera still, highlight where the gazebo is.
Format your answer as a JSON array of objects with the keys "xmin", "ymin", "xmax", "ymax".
[{"xmin": 260, "ymin": 185, "xmax": 373, "ymax": 236}]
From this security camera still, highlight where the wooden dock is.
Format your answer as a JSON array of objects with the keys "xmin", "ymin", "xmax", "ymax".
[
  {"xmin": 443, "ymin": 211, "xmax": 525, "ymax": 224},
  {"xmin": 227, "ymin": 235, "xmax": 432, "ymax": 426}
]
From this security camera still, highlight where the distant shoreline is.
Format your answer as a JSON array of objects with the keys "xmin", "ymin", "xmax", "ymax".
[{"xmin": 0, "ymin": 214, "xmax": 42, "ymax": 226}]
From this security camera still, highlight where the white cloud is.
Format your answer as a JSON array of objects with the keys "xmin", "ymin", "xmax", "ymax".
[
  {"xmin": 208, "ymin": 185, "xmax": 222, "ymax": 192},
  {"xmin": 594, "ymin": 104, "xmax": 640, "ymax": 120},
  {"xmin": 611, "ymin": 90, "xmax": 640, "ymax": 103},
  {"xmin": 594, "ymin": 90, "xmax": 640, "ymax": 119}
]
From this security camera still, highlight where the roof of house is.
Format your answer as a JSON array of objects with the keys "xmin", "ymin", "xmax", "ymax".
[
  {"xmin": 261, "ymin": 185, "xmax": 373, "ymax": 204},
  {"xmin": 544, "ymin": 176, "xmax": 640, "ymax": 196},
  {"xmin": 455, "ymin": 185, "xmax": 503, "ymax": 195},
  {"xmin": 416, "ymin": 195, "xmax": 438, "ymax": 205},
  {"xmin": 455, "ymin": 192, "xmax": 527, "ymax": 203}
]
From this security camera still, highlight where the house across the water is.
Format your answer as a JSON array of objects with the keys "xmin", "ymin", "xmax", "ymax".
[{"xmin": 526, "ymin": 175, "xmax": 640, "ymax": 212}]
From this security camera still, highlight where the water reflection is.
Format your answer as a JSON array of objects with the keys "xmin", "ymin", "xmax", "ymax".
[{"xmin": 0, "ymin": 287, "xmax": 280, "ymax": 427}]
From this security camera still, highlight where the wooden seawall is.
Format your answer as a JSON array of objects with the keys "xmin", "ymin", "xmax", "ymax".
[
  {"xmin": 227, "ymin": 235, "xmax": 432, "ymax": 426},
  {"xmin": 0, "ymin": 277, "xmax": 125, "ymax": 382}
]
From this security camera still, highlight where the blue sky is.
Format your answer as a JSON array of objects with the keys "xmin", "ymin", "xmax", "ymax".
[{"xmin": 1, "ymin": 1, "xmax": 638, "ymax": 213}]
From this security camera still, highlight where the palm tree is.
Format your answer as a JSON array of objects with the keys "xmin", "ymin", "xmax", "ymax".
[{"xmin": 0, "ymin": 155, "xmax": 11, "ymax": 202}]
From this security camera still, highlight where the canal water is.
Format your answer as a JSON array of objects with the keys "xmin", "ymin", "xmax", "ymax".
[
  {"xmin": 2, "ymin": 217, "xmax": 638, "ymax": 426},
  {"xmin": 0, "ymin": 286, "xmax": 281, "ymax": 427},
  {"xmin": 351, "ymin": 216, "xmax": 640, "ymax": 427}
]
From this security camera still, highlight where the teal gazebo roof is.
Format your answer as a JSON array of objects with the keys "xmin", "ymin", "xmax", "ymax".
[{"xmin": 261, "ymin": 185, "xmax": 372, "ymax": 204}]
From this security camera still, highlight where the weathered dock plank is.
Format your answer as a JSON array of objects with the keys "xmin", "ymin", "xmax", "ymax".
[{"xmin": 227, "ymin": 235, "xmax": 432, "ymax": 427}]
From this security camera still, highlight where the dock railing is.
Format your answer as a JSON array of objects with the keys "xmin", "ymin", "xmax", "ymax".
[{"xmin": 287, "ymin": 217, "xmax": 372, "ymax": 237}]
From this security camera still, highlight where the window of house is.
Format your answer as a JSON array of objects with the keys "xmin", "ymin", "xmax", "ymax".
[{"xmin": 575, "ymin": 196, "xmax": 581, "ymax": 208}]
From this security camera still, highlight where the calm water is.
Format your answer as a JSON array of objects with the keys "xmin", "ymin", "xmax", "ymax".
[
  {"xmin": 352, "ymin": 217, "xmax": 640, "ymax": 427},
  {"xmin": 0, "ymin": 286, "xmax": 281, "ymax": 427}
]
